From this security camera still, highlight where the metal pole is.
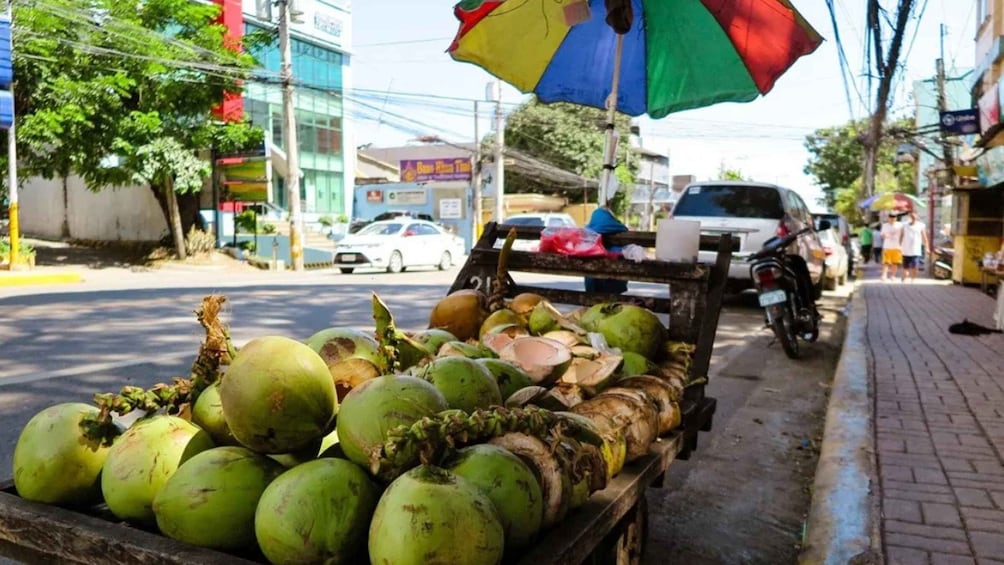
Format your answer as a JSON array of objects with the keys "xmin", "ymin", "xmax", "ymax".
[
  {"xmin": 210, "ymin": 146, "xmax": 221, "ymax": 248},
  {"xmin": 278, "ymin": 0, "xmax": 304, "ymax": 271},
  {"xmin": 493, "ymin": 81, "xmax": 505, "ymax": 223},
  {"xmin": 472, "ymin": 100, "xmax": 483, "ymax": 239},
  {"xmin": 5, "ymin": 0, "xmax": 18, "ymax": 268},
  {"xmin": 599, "ymin": 34, "xmax": 625, "ymax": 207}
]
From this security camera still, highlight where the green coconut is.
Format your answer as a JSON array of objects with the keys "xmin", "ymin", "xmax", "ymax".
[
  {"xmin": 437, "ymin": 340, "xmax": 495, "ymax": 359},
  {"xmin": 255, "ymin": 458, "xmax": 380, "ymax": 564},
  {"xmin": 153, "ymin": 446, "xmax": 284, "ymax": 551},
  {"xmin": 527, "ymin": 301, "xmax": 562, "ymax": 335},
  {"xmin": 620, "ymin": 351, "xmax": 656, "ymax": 377},
  {"xmin": 445, "ymin": 444, "xmax": 543, "ymax": 552},
  {"xmin": 306, "ymin": 327, "xmax": 384, "ymax": 399},
  {"xmin": 403, "ymin": 328, "xmax": 458, "ymax": 368},
  {"xmin": 336, "ymin": 375, "xmax": 448, "ymax": 480},
  {"xmin": 415, "ymin": 356, "xmax": 502, "ymax": 413},
  {"xmin": 579, "ymin": 303, "xmax": 668, "ymax": 360},
  {"xmin": 192, "ymin": 382, "xmax": 240, "ymax": 447},
  {"xmin": 12, "ymin": 403, "xmax": 118, "ymax": 506},
  {"xmin": 478, "ymin": 308, "xmax": 524, "ymax": 338},
  {"xmin": 477, "ymin": 358, "xmax": 536, "ymax": 400},
  {"xmin": 368, "ymin": 465, "xmax": 504, "ymax": 565},
  {"xmin": 101, "ymin": 416, "xmax": 215, "ymax": 525},
  {"xmin": 220, "ymin": 336, "xmax": 337, "ymax": 454},
  {"xmin": 509, "ymin": 292, "xmax": 545, "ymax": 321}
]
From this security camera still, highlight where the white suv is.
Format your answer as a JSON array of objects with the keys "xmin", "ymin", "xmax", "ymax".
[
  {"xmin": 671, "ymin": 181, "xmax": 825, "ymax": 293},
  {"xmin": 499, "ymin": 213, "xmax": 578, "ymax": 252}
]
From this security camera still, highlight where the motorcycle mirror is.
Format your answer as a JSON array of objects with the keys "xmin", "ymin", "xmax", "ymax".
[{"xmin": 816, "ymin": 219, "xmax": 832, "ymax": 231}]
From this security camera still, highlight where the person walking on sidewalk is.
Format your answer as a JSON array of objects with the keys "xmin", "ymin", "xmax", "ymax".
[
  {"xmin": 880, "ymin": 214, "xmax": 904, "ymax": 282},
  {"xmin": 900, "ymin": 210, "xmax": 928, "ymax": 282},
  {"xmin": 871, "ymin": 223, "xmax": 883, "ymax": 264},
  {"xmin": 858, "ymin": 224, "xmax": 873, "ymax": 264}
]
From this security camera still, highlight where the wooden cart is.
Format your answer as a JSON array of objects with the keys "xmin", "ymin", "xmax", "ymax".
[{"xmin": 0, "ymin": 223, "xmax": 733, "ymax": 565}]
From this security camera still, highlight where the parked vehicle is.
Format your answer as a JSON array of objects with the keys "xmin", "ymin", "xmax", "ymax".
[
  {"xmin": 500, "ymin": 212, "xmax": 579, "ymax": 252},
  {"xmin": 818, "ymin": 227, "xmax": 849, "ymax": 290},
  {"xmin": 749, "ymin": 219, "xmax": 830, "ymax": 359},
  {"xmin": 333, "ymin": 219, "xmax": 464, "ymax": 274},
  {"xmin": 671, "ymin": 181, "xmax": 825, "ymax": 294},
  {"xmin": 932, "ymin": 246, "xmax": 954, "ymax": 280},
  {"xmin": 812, "ymin": 212, "xmax": 854, "ymax": 276}
]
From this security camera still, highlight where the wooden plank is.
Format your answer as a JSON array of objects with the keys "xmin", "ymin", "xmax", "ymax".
[
  {"xmin": 516, "ymin": 434, "xmax": 684, "ymax": 565},
  {"xmin": 506, "ymin": 284, "xmax": 672, "ymax": 314},
  {"xmin": 491, "ymin": 223, "xmax": 736, "ymax": 253},
  {"xmin": 0, "ymin": 482, "xmax": 258, "ymax": 565},
  {"xmin": 463, "ymin": 249, "xmax": 710, "ymax": 283}
]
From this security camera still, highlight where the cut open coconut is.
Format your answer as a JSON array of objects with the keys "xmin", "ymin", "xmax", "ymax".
[
  {"xmin": 489, "ymin": 433, "xmax": 571, "ymax": 529},
  {"xmin": 498, "ymin": 337, "xmax": 572, "ymax": 386},
  {"xmin": 559, "ymin": 354, "xmax": 623, "ymax": 397}
]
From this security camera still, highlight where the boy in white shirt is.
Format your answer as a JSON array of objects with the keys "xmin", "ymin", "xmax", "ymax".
[
  {"xmin": 900, "ymin": 211, "xmax": 928, "ymax": 282},
  {"xmin": 880, "ymin": 214, "xmax": 904, "ymax": 282}
]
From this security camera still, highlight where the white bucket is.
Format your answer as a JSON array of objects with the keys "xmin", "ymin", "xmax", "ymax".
[{"xmin": 655, "ymin": 219, "xmax": 700, "ymax": 263}]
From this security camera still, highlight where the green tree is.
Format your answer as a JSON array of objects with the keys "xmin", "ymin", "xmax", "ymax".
[
  {"xmin": 717, "ymin": 163, "xmax": 750, "ymax": 181},
  {"xmin": 6, "ymin": 0, "xmax": 264, "ymax": 257},
  {"xmin": 502, "ymin": 98, "xmax": 637, "ymax": 216},
  {"xmin": 803, "ymin": 117, "xmax": 916, "ymax": 221}
]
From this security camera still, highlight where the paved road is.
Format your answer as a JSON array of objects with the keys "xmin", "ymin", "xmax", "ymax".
[{"xmin": 0, "ymin": 268, "xmax": 849, "ymax": 563}]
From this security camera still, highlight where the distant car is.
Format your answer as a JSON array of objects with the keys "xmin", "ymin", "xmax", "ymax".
[
  {"xmin": 333, "ymin": 219, "xmax": 463, "ymax": 274},
  {"xmin": 818, "ymin": 227, "xmax": 849, "ymax": 290},
  {"xmin": 670, "ymin": 181, "xmax": 825, "ymax": 293},
  {"xmin": 812, "ymin": 212, "xmax": 854, "ymax": 275},
  {"xmin": 499, "ymin": 213, "xmax": 579, "ymax": 252}
]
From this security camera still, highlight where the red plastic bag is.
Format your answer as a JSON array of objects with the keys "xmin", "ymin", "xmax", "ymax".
[{"xmin": 538, "ymin": 227, "xmax": 608, "ymax": 256}]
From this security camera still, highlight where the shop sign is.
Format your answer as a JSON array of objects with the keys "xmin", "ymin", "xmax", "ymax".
[
  {"xmin": 387, "ymin": 189, "xmax": 426, "ymax": 206},
  {"xmin": 940, "ymin": 109, "xmax": 980, "ymax": 136},
  {"xmin": 400, "ymin": 158, "xmax": 473, "ymax": 182},
  {"xmin": 977, "ymin": 146, "xmax": 1004, "ymax": 187},
  {"xmin": 366, "ymin": 190, "xmax": 383, "ymax": 203},
  {"xmin": 979, "ymin": 86, "xmax": 1000, "ymax": 135},
  {"xmin": 439, "ymin": 198, "xmax": 463, "ymax": 219}
]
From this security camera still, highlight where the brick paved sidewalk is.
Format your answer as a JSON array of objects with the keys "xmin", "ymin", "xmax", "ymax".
[{"xmin": 866, "ymin": 279, "xmax": 1004, "ymax": 565}]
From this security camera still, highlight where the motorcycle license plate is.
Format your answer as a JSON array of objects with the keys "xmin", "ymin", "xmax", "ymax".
[{"xmin": 758, "ymin": 289, "xmax": 787, "ymax": 307}]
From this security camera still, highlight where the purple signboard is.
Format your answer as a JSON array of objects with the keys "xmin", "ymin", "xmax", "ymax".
[{"xmin": 400, "ymin": 158, "xmax": 473, "ymax": 182}]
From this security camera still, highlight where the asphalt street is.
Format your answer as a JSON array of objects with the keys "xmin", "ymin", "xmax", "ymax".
[{"xmin": 0, "ymin": 267, "xmax": 850, "ymax": 563}]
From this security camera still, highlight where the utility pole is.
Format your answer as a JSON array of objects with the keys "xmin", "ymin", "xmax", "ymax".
[
  {"xmin": 492, "ymin": 80, "xmax": 505, "ymax": 223},
  {"xmin": 3, "ymin": 1, "xmax": 18, "ymax": 269},
  {"xmin": 931, "ymin": 23, "xmax": 952, "ymax": 272},
  {"xmin": 278, "ymin": 0, "xmax": 304, "ymax": 271},
  {"xmin": 471, "ymin": 100, "xmax": 483, "ymax": 238},
  {"xmin": 645, "ymin": 159, "xmax": 656, "ymax": 231}
]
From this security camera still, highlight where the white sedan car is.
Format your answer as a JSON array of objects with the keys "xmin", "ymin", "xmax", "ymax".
[{"xmin": 333, "ymin": 219, "xmax": 464, "ymax": 274}]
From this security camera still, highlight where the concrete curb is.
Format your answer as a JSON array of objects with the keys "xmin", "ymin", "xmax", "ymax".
[{"xmin": 799, "ymin": 286, "xmax": 883, "ymax": 565}]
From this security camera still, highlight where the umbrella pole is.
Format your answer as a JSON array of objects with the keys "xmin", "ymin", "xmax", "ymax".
[{"xmin": 598, "ymin": 33, "xmax": 625, "ymax": 208}]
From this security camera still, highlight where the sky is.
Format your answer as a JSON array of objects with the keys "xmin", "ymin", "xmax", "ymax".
[{"xmin": 346, "ymin": 1, "xmax": 977, "ymax": 210}]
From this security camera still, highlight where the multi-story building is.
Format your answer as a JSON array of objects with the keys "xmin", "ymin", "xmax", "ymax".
[{"xmin": 233, "ymin": 0, "xmax": 353, "ymax": 220}]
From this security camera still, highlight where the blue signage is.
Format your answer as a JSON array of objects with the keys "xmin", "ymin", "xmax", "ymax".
[
  {"xmin": 0, "ymin": 18, "xmax": 10, "ymax": 87},
  {"xmin": 939, "ymin": 109, "xmax": 980, "ymax": 136}
]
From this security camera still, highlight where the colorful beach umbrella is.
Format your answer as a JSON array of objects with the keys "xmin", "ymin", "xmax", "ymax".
[
  {"xmin": 449, "ymin": 0, "xmax": 823, "ymax": 203},
  {"xmin": 449, "ymin": 0, "xmax": 823, "ymax": 119},
  {"xmin": 866, "ymin": 192, "xmax": 926, "ymax": 212}
]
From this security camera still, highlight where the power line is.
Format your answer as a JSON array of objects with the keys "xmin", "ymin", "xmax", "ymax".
[{"xmin": 353, "ymin": 37, "xmax": 453, "ymax": 48}]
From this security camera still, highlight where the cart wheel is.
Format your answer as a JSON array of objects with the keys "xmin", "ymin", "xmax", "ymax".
[{"xmin": 590, "ymin": 496, "xmax": 649, "ymax": 565}]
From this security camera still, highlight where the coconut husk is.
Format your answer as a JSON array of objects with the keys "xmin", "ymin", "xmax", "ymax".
[
  {"xmin": 607, "ymin": 376, "xmax": 681, "ymax": 435},
  {"xmin": 429, "ymin": 289, "xmax": 490, "ymax": 342},
  {"xmin": 558, "ymin": 354, "xmax": 623, "ymax": 397},
  {"xmin": 570, "ymin": 345, "xmax": 600, "ymax": 360},
  {"xmin": 572, "ymin": 391, "xmax": 659, "ymax": 462},
  {"xmin": 505, "ymin": 386, "xmax": 550, "ymax": 408},
  {"xmin": 489, "ymin": 433, "xmax": 571, "ymax": 529},
  {"xmin": 510, "ymin": 292, "xmax": 545, "ymax": 319},
  {"xmin": 541, "ymin": 330, "xmax": 583, "ymax": 349},
  {"xmin": 481, "ymin": 332, "xmax": 515, "ymax": 357}
]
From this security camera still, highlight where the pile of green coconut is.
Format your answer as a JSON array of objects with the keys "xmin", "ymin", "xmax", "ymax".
[{"xmin": 11, "ymin": 288, "xmax": 695, "ymax": 565}]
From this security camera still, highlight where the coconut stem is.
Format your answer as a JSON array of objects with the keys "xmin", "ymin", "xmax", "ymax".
[
  {"xmin": 488, "ymin": 228, "xmax": 517, "ymax": 313},
  {"xmin": 372, "ymin": 406, "xmax": 600, "ymax": 485},
  {"xmin": 81, "ymin": 295, "xmax": 233, "ymax": 446}
]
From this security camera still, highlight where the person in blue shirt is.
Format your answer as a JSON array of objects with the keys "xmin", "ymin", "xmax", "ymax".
[{"xmin": 584, "ymin": 206, "xmax": 628, "ymax": 294}]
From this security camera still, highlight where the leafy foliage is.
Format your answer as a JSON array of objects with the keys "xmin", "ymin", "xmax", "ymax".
[
  {"xmin": 5, "ymin": 0, "xmax": 265, "ymax": 254},
  {"xmin": 803, "ymin": 117, "xmax": 916, "ymax": 222},
  {"xmin": 502, "ymin": 98, "xmax": 637, "ymax": 209},
  {"xmin": 184, "ymin": 226, "xmax": 216, "ymax": 256}
]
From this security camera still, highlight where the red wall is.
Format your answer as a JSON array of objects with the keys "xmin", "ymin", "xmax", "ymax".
[{"xmin": 213, "ymin": 0, "xmax": 244, "ymax": 122}]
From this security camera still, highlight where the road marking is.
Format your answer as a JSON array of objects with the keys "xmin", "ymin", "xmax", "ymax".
[{"xmin": 0, "ymin": 352, "xmax": 194, "ymax": 386}]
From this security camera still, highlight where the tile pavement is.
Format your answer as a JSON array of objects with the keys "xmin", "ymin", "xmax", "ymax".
[{"xmin": 865, "ymin": 278, "xmax": 1004, "ymax": 565}]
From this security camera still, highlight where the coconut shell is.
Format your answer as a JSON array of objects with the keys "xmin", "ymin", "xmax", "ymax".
[
  {"xmin": 541, "ymin": 330, "xmax": 584, "ymax": 349},
  {"xmin": 479, "ymin": 309, "xmax": 525, "ymax": 339},
  {"xmin": 498, "ymin": 337, "xmax": 573, "ymax": 386},
  {"xmin": 572, "ymin": 391, "xmax": 659, "ymax": 462},
  {"xmin": 608, "ymin": 376, "xmax": 680, "ymax": 435},
  {"xmin": 428, "ymin": 289, "xmax": 490, "ymax": 342},
  {"xmin": 489, "ymin": 433, "xmax": 571, "ymax": 529},
  {"xmin": 558, "ymin": 354, "xmax": 623, "ymax": 397}
]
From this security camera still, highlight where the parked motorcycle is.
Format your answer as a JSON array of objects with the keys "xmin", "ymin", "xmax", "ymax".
[
  {"xmin": 749, "ymin": 221, "xmax": 829, "ymax": 359},
  {"xmin": 932, "ymin": 246, "xmax": 953, "ymax": 280}
]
